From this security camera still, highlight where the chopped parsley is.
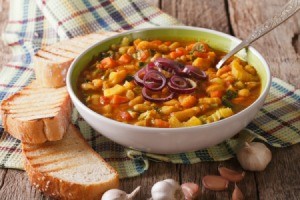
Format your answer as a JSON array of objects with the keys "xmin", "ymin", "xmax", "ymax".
[
  {"xmin": 125, "ymin": 75, "xmax": 134, "ymax": 82},
  {"xmin": 222, "ymin": 90, "xmax": 238, "ymax": 108},
  {"xmin": 138, "ymin": 62, "xmax": 146, "ymax": 68},
  {"xmin": 191, "ymin": 42, "xmax": 206, "ymax": 53}
]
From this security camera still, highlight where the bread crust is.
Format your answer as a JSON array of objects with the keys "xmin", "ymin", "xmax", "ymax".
[
  {"xmin": 0, "ymin": 83, "xmax": 72, "ymax": 144},
  {"xmin": 23, "ymin": 124, "xmax": 119, "ymax": 200},
  {"xmin": 34, "ymin": 56, "xmax": 73, "ymax": 88},
  {"xmin": 33, "ymin": 31, "xmax": 118, "ymax": 88}
]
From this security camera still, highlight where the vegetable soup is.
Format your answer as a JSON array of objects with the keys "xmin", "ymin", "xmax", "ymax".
[{"xmin": 77, "ymin": 38, "xmax": 261, "ymax": 128}]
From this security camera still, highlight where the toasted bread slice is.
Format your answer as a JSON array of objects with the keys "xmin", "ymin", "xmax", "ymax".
[
  {"xmin": 0, "ymin": 81, "xmax": 72, "ymax": 144},
  {"xmin": 34, "ymin": 31, "xmax": 118, "ymax": 88},
  {"xmin": 23, "ymin": 124, "xmax": 119, "ymax": 200}
]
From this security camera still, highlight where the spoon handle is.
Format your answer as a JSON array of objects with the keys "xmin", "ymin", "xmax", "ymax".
[{"xmin": 216, "ymin": 0, "xmax": 300, "ymax": 69}]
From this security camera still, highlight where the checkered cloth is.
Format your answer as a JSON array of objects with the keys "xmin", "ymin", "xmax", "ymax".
[{"xmin": 0, "ymin": 0, "xmax": 299, "ymax": 178}]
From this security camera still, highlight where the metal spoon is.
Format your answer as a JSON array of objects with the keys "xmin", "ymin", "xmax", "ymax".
[{"xmin": 216, "ymin": 0, "xmax": 300, "ymax": 69}]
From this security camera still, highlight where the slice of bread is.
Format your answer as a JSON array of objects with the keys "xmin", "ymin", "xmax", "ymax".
[
  {"xmin": 23, "ymin": 124, "xmax": 119, "ymax": 200},
  {"xmin": 0, "ymin": 81, "xmax": 72, "ymax": 144},
  {"xmin": 34, "ymin": 31, "xmax": 118, "ymax": 88}
]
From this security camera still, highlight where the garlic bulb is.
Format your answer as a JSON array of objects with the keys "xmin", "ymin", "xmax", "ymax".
[
  {"xmin": 237, "ymin": 142, "xmax": 272, "ymax": 171},
  {"xmin": 151, "ymin": 179, "xmax": 184, "ymax": 200},
  {"xmin": 101, "ymin": 186, "xmax": 141, "ymax": 200}
]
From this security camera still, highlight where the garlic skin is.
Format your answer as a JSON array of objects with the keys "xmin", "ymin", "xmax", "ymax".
[
  {"xmin": 232, "ymin": 184, "xmax": 244, "ymax": 200},
  {"xmin": 181, "ymin": 182, "xmax": 200, "ymax": 199},
  {"xmin": 101, "ymin": 189, "xmax": 127, "ymax": 200},
  {"xmin": 101, "ymin": 186, "xmax": 141, "ymax": 200},
  {"xmin": 202, "ymin": 175, "xmax": 229, "ymax": 191},
  {"xmin": 237, "ymin": 142, "xmax": 272, "ymax": 171},
  {"xmin": 218, "ymin": 166, "xmax": 245, "ymax": 182},
  {"xmin": 151, "ymin": 179, "xmax": 184, "ymax": 200}
]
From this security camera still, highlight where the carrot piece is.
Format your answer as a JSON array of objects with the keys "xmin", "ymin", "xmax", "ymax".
[
  {"xmin": 120, "ymin": 111, "xmax": 133, "ymax": 121},
  {"xmin": 169, "ymin": 51, "xmax": 179, "ymax": 59},
  {"xmin": 210, "ymin": 90, "xmax": 224, "ymax": 98},
  {"xmin": 99, "ymin": 96, "xmax": 111, "ymax": 105},
  {"xmin": 164, "ymin": 41, "xmax": 172, "ymax": 46},
  {"xmin": 216, "ymin": 65, "xmax": 231, "ymax": 76},
  {"xmin": 119, "ymin": 53, "xmax": 132, "ymax": 64},
  {"xmin": 151, "ymin": 40, "xmax": 162, "ymax": 46},
  {"xmin": 154, "ymin": 119, "xmax": 170, "ymax": 128},
  {"xmin": 140, "ymin": 50, "xmax": 150, "ymax": 61},
  {"xmin": 193, "ymin": 51, "xmax": 209, "ymax": 58},
  {"xmin": 175, "ymin": 47, "xmax": 187, "ymax": 56},
  {"xmin": 186, "ymin": 43, "xmax": 194, "ymax": 51},
  {"xmin": 231, "ymin": 97, "xmax": 245, "ymax": 104},
  {"xmin": 99, "ymin": 57, "xmax": 117, "ymax": 69},
  {"xmin": 110, "ymin": 95, "xmax": 129, "ymax": 104}
]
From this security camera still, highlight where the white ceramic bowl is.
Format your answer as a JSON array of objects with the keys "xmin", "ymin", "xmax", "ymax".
[{"xmin": 66, "ymin": 26, "xmax": 271, "ymax": 154}]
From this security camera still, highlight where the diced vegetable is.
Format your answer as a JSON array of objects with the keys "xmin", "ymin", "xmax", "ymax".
[
  {"xmin": 109, "ymin": 70, "xmax": 127, "ymax": 85},
  {"xmin": 154, "ymin": 119, "xmax": 170, "ymax": 128},
  {"xmin": 183, "ymin": 116, "xmax": 202, "ymax": 127},
  {"xmin": 118, "ymin": 54, "xmax": 132, "ymax": 64},
  {"xmin": 78, "ymin": 37, "xmax": 261, "ymax": 128},
  {"xmin": 110, "ymin": 95, "xmax": 129, "ymax": 104},
  {"xmin": 103, "ymin": 84, "xmax": 126, "ymax": 97},
  {"xmin": 98, "ymin": 57, "xmax": 117, "ymax": 69},
  {"xmin": 231, "ymin": 59, "xmax": 259, "ymax": 82},
  {"xmin": 119, "ymin": 111, "xmax": 133, "ymax": 121},
  {"xmin": 169, "ymin": 116, "xmax": 182, "ymax": 128}
]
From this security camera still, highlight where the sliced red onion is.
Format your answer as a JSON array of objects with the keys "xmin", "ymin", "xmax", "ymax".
[
  {"xmin": 142, "ymin": 87, "xmax": 175, "ymax": 102},
  {"xmin": 169, "ymin": 75, "xmax": 189, "ymax": 88},
  {"xmin": 167, "ymin": 76, "xmax": 197, "ymax": 94},
  {"xmin": 182, "ymin": 65, "xmax": 207, "ymax": 80},
  {"xmin": 143, "ymin": 70, "xmax": 166, "ymax": 91},
  {"xmin": 134, "ymin": 68, "xmax": 146, "ymax": 86},
  {"xmin": 154, "ymin": 58, "xmax": 183, "ymax": 74}
]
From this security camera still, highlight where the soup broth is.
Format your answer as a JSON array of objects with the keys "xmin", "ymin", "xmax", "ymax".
[{"xmin": 77, "ymin": 38, "xmax": 261, "ymax": 128}]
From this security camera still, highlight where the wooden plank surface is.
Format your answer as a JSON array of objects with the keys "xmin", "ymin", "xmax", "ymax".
[
  {"xmin": 0, "ymin": 0, "xmax": 11, "ymax": 72},
  {"xmin": 228, "ymin": 1, "xmax": 300, "ymax": 199},
  {"xmin": 161, "ymin": 0, "xmax": 230, "ymax": 33},
  {"xmin": 229, "ymin": 0, "xmax": 300, "ymax": 88},
  {"xmin": 0, "ymin": 0, "xmax": 299, "ymax": 199}
]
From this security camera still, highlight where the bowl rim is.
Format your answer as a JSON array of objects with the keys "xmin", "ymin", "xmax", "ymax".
[{"xmin": 66, "ymin": 25, "xmax": 272, "ymax": 133}]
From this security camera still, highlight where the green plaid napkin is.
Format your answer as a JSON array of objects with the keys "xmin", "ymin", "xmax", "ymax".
[{"xmin": 0, "ymin": 0, "xmax": 299, "ymax": 179}]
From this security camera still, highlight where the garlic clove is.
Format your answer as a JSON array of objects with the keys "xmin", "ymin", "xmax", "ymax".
[
  {"xmin": 151, "ymin": 179, "xmax": 184, "ymax": 200},
  {"xmin": 181, "ymin": 182, "xmax": 200, "ymax": 200},
  {"xmin": 237, "ymin": 142, "xmax": 272, "ymax": 171},
  {"xmin": 218, "ymin": 166, "xmax": 245, "ymax": 182},
  {"xmin": 101, "ymin": 186, "xmax": 141, "ymax": 200},
  {"xmin": 232, "ymin": 184, "xmax": 244, "ymax": 200},
  {"xmin": 202, "ymin": 175, "xmax": 229, "ymax": 191},
  {"xmin": 101, "ymin": 189, "xmax": 128, "ymax": 200}
]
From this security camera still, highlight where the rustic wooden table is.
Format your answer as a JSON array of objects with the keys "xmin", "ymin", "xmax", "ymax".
[{"xmin": 0, "ymin": 0, "xmax": 299, "ymax": 199}]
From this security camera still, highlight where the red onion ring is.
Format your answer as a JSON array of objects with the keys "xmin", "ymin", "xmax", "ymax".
[
  {"xmin": 142, "ymin": 87, "xmax": 175, "ymax": 102},
  {"xmin": 169, "ymin": 75, "xmax": 189, "ymax": 88},
  {"xmin": 182, "ymin": 65, "xmax": 207, "ymax": 80},
  {"xmin": 133, "ymin": 68, "xmax": 146, "ymax": 86},
  {"xmin": 143, "ymin": 70, "xmax": 167, "ymax": 91},
  {"xmin": 154, "ymin": 58, "xmax": 183, "ymax": 74},
  {"xmin": 167, "ymin": 76, "xmax": 197, "ymax": 94}
]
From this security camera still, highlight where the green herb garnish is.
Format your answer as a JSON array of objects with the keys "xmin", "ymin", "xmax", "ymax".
[
  {"xmin": 138, "ymin": 62, "xmax": 146, "ymax": 68},
  {"xmin": 224, "ymin": 90, "xmax": 238, "ymax": 99},
  {"xmin": 221, "ymin": 90, "xmax": 238, "ymax": 108},
  {"xmin": 191, "ymin": 42, "xmax": 206, "ymax": 53},
  {"xmin": 125, "ymin": 75, "xmax": 134, "ymax": 82}
]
